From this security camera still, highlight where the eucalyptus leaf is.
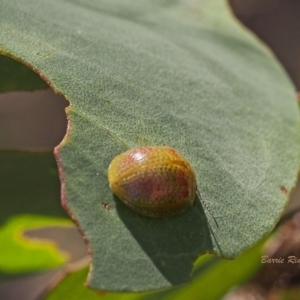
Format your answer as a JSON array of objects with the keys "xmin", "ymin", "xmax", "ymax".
[
  {"xmin": 0, "ymin": 55, "xmax": 48, "ymax": 93},
  {"xmin": 0, "ymin": 151, "xmax": 67, "ymax": 226},
  {"xmin": 0, "ymin": 215, "xmax": 70, "ymax": 275},
  {"xmin": 0, "ymin": 0, "xmax": 299, "ymax": 292},
  {"xmin": 45, "ymin": 238, "xmax": 265, "ymax": 300}
]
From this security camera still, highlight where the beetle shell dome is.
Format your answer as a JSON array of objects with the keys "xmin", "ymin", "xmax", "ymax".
[{"xmin": 108, "ymin": 146, "xmax": 196, "ymax": 218}]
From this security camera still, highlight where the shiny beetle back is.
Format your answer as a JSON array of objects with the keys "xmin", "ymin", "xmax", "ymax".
[{"xmin": 108, "ymin": 146, "xmax": 196, "ymax": 218}]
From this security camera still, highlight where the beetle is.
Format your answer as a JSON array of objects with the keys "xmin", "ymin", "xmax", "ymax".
[
  {"xmin": 108, "ymin": 146, "xmax": 196, "ymax": 218},
  {"xmin": 108, "ymin": 146, "xmax": 218, "ymax": 225}
]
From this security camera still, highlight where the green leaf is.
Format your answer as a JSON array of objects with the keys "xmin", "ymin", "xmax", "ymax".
[
  {"xmin": 0, "ymin": 55, "xmax": 48, "ymax": 92},
  {"xmin": 0, "ymin": 151, "xmax": 70, "ymax": 278},
  {"xmin": 45, "ymin": 237, "xmax": 265, "ymax": 300},
  {"xmin": 45, "ymin": 268, "xmax": 106, "ymax": 300},
  {"xmin": 0, "ymin": 215, "xmax": 71, "ymax": 274},
  {"xmin": 0, "ymin": 151, "xmax": 68, "ymax": 226},
  {"xmin": 0, "ymin": 0, "xmax": 299, "ymax": 292},
  {"xmin": 0, "ymin": 151, "xmax": 71, "ymax": 277},
  {"xmin": 161, "ymin": 238, "xmax": 265, "ymax": 300}
]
